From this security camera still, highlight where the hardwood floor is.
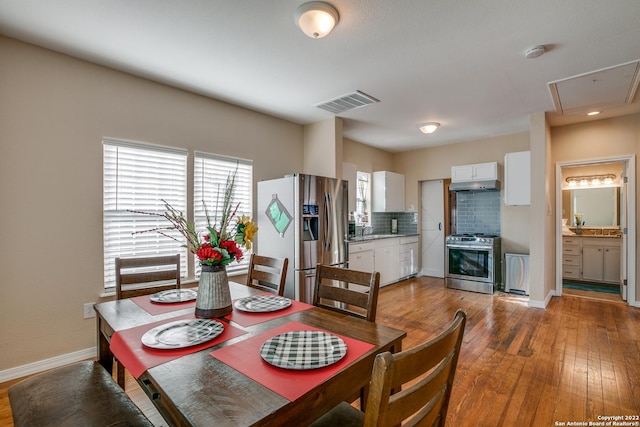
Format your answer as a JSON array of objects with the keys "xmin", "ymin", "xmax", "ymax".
[{"xmin": 2, "ymin": 276, "xmax": 638, "ymax": 426}]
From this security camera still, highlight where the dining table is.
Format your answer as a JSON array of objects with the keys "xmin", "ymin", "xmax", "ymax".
[{"xmin": 94, "ymin": 281, "xmax": 406, "ymax": 426}]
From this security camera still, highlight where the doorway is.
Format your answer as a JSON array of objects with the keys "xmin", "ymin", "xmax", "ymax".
[
  {"xmin": 555, "ymin": 156, "xmax": 636, "ymax": 306},
  {"xmin": 420, "ymin": 179, "xmax": 450, "ymax": 278}
]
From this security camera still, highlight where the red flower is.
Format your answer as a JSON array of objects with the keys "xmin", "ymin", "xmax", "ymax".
[
  {"xmin": 220, "ymin": 239, "xmax": 243, "ymax": 261},
  {"xmin": 197, "ymin": 243, "xmax": 222, "ymax": 262}
]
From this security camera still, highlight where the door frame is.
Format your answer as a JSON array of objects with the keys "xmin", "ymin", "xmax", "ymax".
[{"xmin": 555, "ymin": 155, "xmax": 636, "ymax": 307}]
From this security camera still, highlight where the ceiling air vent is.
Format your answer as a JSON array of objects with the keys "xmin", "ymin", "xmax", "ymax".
[{"xmin": 315, "ymin": 90, "xmax": 380, "ymax": 114}]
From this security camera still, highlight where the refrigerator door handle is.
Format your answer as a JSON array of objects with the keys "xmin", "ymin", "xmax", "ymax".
[{"xmin": 323, "ymin": 192, "xmax": 332, "ymax": 252}]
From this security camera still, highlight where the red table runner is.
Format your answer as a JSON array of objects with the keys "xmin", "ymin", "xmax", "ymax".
[
  {"xmin": 130, "ymin": 293, "xmax": 196, "ymax": 316},
  {"xmin": 210, "ymin": 321, "xmax": 374, "ymax": 401},
  {"xmin": 111, "ymin": 313, "xmax": 247, "ymax": 378},
  {"xmin": 225, "ymin": 295, "xmax": 314, "ymax": 327}
]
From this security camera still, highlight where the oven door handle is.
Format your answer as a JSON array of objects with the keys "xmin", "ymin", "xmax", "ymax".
[{"xmin": 446, "ymin": 244, "xmax": 492, "ymax": 250}]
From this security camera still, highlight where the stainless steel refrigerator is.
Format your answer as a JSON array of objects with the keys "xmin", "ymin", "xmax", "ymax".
[{"xmin": 257, "ymin": 174, "xmax": 348, "ymax": 303}]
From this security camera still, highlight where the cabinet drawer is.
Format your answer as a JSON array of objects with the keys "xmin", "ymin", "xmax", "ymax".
[
  {"xmin": 562, "ymin": 255, "xmax": 581, "ymax": 266},
  {"xmin": 562, "ymin": 237, "xmax": 581, "ymax": 246},
  {"xmin": 399, "ymin": 235, "xmax": 418, "ymax": 245},
  {"xmin": 562, "ymin": 246, "xmax": 581, "ymax": 255},
  {"xmin": 562, "ymin": 267, "xmax": 581, "ymax": 279},
  {"xmin": 582, "ymin": 237, "xmax": 621, "ymax": 247},
  {"xmin": 348, "ymin": 242, "xmax": 374, "ymax": 253}
]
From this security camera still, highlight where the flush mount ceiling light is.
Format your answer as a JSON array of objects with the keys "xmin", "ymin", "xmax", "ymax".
[
  {"xmin": 418, "ymin": 122, "xmax": 440, "ymax": 134},
  {"xmin": 295, "ymin": 2, "xmax": 339, "ymax": 39}
]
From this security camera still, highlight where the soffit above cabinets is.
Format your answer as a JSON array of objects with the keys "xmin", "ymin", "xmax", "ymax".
[{"xmin": 548, "ymin": 60, "xmax": 640, "ymax": 115}]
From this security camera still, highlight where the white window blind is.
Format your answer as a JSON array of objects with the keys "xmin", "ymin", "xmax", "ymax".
[
  {"xmin": 356, "ymin": 171, "xmax": 370, "ymax": 225},
  {"xmin": 194, "ymin": 152, "xmax": 253, "ymax": 276},
  {"xmin": 103, "ymin": 138, "xmax": 188, "ymax": 288}
]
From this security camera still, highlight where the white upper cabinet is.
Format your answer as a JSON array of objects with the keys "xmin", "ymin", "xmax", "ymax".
[
  {"xmin": 372, "ymin": 171, "xmax": 405, "ymax": 212},
  {"xmin": 504, "ymin": 151, "xmax": 530, "ymax": 206},
  {"xmin": 451, "ymin": 162, "xmax": 498, "ymax": 182}
]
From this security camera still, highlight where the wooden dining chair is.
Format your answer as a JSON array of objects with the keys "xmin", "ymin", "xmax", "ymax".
[
  {"xmin": 245, "ymin": 254, "xmax": 288, "ymax": 296},
  {"xmin": 313, "ymin": 263, "xmax": 380, "ymax": 322},
  {"xmin": 114, "ymin": 254, "xmax": 181, "ymax": 388},
  {"xmin": 115, "ymin": 254, "xmax": 181, "ymax": 299},
  {"xmin": 310, "ymin": 309, "xmax": 467, "ymax": 427}
]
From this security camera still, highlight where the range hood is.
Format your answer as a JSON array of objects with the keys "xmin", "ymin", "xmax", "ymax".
[{"xmin": 449, "ymin": 179, "xmax": 501, "ymax": 192}]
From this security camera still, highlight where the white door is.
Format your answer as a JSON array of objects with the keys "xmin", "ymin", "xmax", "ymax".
[{"xmin": 421, "ymin": 180, "xmax": 445, "ymax": 277}]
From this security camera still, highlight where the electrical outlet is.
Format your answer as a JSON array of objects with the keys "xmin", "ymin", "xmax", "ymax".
[{"xmin": 83, "ymin": 303, "xmax": 96, "ymax": 319}]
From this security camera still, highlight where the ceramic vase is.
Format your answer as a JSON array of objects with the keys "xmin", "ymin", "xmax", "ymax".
[{"xmin": 195, "ymin": 265, "xmax": 232, "ymax": 318}]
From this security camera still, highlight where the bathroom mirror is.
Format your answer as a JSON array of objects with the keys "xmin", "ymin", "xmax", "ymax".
[{"xmin": 562, "ymin": 187, "xmax": 620, "ymax": 226}]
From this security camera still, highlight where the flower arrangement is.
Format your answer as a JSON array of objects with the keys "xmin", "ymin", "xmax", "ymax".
[{"xmin": 134, "ymin": 168, "xmax": 257, "ymax": 267}]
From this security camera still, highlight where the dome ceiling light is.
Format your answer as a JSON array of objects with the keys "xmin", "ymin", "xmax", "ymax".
[
  {"xmin": 295, "ymin": 2, "xmax": 339, "ymax": 39},
  {"xmin": 418, "ymin": 122, "xmax": 440, "ymax": 134}
]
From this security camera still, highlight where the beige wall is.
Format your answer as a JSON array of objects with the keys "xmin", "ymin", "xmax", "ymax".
[
  {"xmin": 394, "ymin": 132, "xmax": 531, "ymax": 255},
  {"xmin": 0, "ymin": 36, "xmax": 304, "ymax": 371},
  {"xmin": 303, "ymin": 117, "xmax": 343, "ymax": 178},
  {"xmin": 342, "ymin": 138, "xmax": 394, "ymax": 173},
  {"xmin": 551, "ymin": 113, "xmax": 640, "ymax": 304}
]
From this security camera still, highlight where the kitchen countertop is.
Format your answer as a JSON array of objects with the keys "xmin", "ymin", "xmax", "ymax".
[
  {"xmin": 563, "ymin": 233, "xmax": 621, "ymax": 238},
  {"xmin": 348, "ymin": 233, "xmax": 419, "ymax": 242}
]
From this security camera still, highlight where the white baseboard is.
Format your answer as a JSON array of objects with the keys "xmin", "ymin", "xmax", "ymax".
[
  {"xmin": 0, "ymin": 347, "xmax": 96, "ymax": 383},
  {"xmin": 528, "ymin": 289, "xmax": 555, "ymax": 309}
]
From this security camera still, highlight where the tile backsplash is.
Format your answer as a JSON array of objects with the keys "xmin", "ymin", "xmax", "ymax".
[
  {"xmin": 456, "ymin": 191, "xmax": 501, "ymax": 235},
  {"xmin": 369, "ymin": 212, "xmax": 418, "ymax": 234}
]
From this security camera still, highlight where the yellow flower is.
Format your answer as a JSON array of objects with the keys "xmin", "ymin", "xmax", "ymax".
[{"xmin": 237, "ymin": 215, "xmax": 258, "ymax": 250}]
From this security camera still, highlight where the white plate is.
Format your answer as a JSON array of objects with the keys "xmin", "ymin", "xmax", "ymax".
[
  {"xmin": 260, "ymin": 330, "xmax": 347, "ymax": 370},
  {"xmin": 234, "ymin": 295, "xmax": 292, "ymax": 313},
  {"xmin": 150, "ymin": 288, "xmax": 198, "ymax": 303},
  {"xmin": 141, "ymin": 319, "xmax": 224, "ymax": 350}
]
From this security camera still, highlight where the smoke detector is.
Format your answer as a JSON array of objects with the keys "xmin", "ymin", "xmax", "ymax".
[{"xmin": 525, "ymin": 45, "xmax": 545, "ymax": 59}]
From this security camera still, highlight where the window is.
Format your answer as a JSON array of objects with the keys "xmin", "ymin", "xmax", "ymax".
[
  {"xmin": 355, "ymin": 171, "xmax": 370, "ymax": 225},
  {"xmin": 194, "ymin": 152, "xmax": 253, "ymax": 276},
  {"xmin": 103, "ymin": 139, "xmax": 188, "ymax": 289}
]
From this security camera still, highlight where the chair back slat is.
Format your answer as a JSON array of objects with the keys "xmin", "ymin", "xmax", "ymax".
[
  {"xmin": 115, "ymin": 255, "xmax": 181, "ymax": 300},
  {"xmin": 313, "ymin": 264, "xmax": 380, "ymax": 322},
  {"xmin": 364, "ymin": 309, "xmax": 467, "ymax": 427},
  {"xmin": 246, "ymin": 254, "xmax": 288, "ymax": 296}
]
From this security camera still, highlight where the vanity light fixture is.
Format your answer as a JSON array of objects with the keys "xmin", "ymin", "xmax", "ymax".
[
  {"xmin": 565, "ymin": 173, "xmax": 617, "ymax": 188},
  {"xmin": 418, "ymin": 122, "xmax": 440, "ymax": 134},
  {"xmin": 295, "ymin": 2, "xmax": 339, "ymax": 39}
]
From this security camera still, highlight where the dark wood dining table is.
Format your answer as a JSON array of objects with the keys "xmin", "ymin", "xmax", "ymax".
[{"xmin": 94, "ymin": 281, "xmax": 406, "ymax": 426}]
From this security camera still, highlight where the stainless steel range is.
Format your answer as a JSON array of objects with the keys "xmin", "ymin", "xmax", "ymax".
[{"xmin": 445, "ymin": 233, "xmax": 501, "ymax": 294}]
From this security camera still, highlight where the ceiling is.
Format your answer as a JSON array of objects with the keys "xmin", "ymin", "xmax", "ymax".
[{"xmin": 1, "ymin": 0, "xmax": 639, "ymax": 153}]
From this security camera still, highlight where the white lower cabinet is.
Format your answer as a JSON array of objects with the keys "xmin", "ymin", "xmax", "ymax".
[
  {"xmin": 349, "ymin": 236, "xmax": 419, "ymax": 287},
  {"xmin": 582, "ymin": 240, "xmax": 621, "ymax": 284},
  {"xmin": 603, "ymin": 246, "xmax": 621, "ymax": 284},
  {"xmin": 563, "ymin": 237, "xmax": 621, "ymax": 284},
  {"xmin": 399, "ymin": 236, "xmax": 419, "ymax": 279},
  {"xmin": 348, "ymin": 242, "xmax": 374, "ymax": 273},
  {"xmin": 374, "ymin": 238, "xmax": 400, "ymax": 287}
]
